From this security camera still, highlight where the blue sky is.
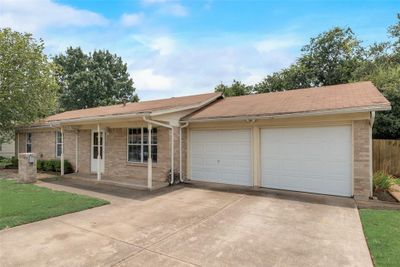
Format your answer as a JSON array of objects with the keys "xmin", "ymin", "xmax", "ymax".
[{"xmin": 1, "ymin": 0, "xmax": 398, "ymax": 100}]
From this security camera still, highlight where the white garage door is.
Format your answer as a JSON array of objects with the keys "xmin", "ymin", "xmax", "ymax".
[
  {"xmin": 190, "ymin": 129, "xmax": 252, "ymax": 186},
  {"xmin": 261, "ymin": 126, "xmax": 352, "ymax": 196}
]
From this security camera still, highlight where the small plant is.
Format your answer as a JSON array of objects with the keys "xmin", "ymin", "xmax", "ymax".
[
  {"xmin": 373, "ymin": 171, "xmax": 395, "ymax": 192},
  {"xmin": 37, "ymin": 159, "xmax": 73, "ymax": 174},
  {"xmin": 11, "ymin": 156, "xmax": 18, "ymax": 167},
  {"xmin": 37, "ymin": 160, "xmax": 45, "ymax": 171}
]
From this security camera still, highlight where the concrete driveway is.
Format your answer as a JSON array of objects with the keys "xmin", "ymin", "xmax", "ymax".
[{"xmin": 0, "ymin": 179, "xmax": 372, "ymax": 267}]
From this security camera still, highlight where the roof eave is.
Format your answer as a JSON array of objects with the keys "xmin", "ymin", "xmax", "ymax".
[
  {"xmin": 46, "ymin": 93, "xmax": 223, "ymax": 125},
  {"xmin": 182, "ymin": 104, "xmax": 391, "ymax": 123},
  {"xmin": 149, "ymin": 93, "xmax": 223, "ymax": 116}
]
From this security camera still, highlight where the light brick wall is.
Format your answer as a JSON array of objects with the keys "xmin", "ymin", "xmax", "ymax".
[
  {"xmin": 104, "ymin": 127, "xmax": 170, "ymax": 181},
  {"xmin": 63, "ymin": 130, "xmax": 78, "ymax": 171},
  {"xmin": 353, "ymin": 120, "xmax": 372, "ymax": 197},
  {"xmin": 78, "ymin": 129, "xmax": 91, "ymax": 174},
  {"xmin": 16, "ymin": 130, "xmax": 55, "ymax": 159}
]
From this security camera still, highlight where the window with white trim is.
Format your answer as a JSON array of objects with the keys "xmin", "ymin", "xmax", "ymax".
[
  {"xmin": 56, "ymin": 131, "xmax": 63, "ymax": 157},
  {"xmin": 26, "ymin": 133, "xmax": 32, "ymax": 153},
  {"xmin": 127, "ymin": 128, "xmax": 157, "ymax": 163}
]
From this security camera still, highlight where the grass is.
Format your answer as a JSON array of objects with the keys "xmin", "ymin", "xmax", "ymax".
[
  {"xmin": 0, "ymin": 179, "xmax": 109, "ymax": 230},
  {"xmin": 359, "ymin": 209, "xmax": 400, "ymax": 267}
]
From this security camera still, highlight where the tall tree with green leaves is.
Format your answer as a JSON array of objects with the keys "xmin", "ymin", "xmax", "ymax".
[
  {"xmin": 353, "ymin": 14, "xmax": 400, "ymax": 139},
  {"xmin": 54, "ymin": 47, "xmax": 138, "ymax": 111},
  {"xmin": 0, "ymin": 28, "xmax": 58, "ymax": 142},
  {"xmin": 215, "ymin": 80, "xmax": 253, "ymax": 96},
  {"xmin": 254, "ymin": 27, "xmax": 363, "ymax": 93}
]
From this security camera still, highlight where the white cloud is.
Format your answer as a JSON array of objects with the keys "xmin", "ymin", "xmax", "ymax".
[
  {"xmin": 140, "ymin": 0, "xmax": 188, "ymax": 17},
  {"xmin": 133, "ymin": 68, "xmax": 174, "ymax": 91},
  {"xmin": 120, "ymin": 13, "xmax": 144, "ymax": 27},
  {"xmin": 124, "ymin": 34, "xmax": 298, "ymax": 100},
  {"xmin": 158, "ymin": 3, "xmax": 188, "ymax": 17},
  {"xmin": 255, "ymin": 35, "xmax": 302, "ymax": 53},
  {"xmin": 149, "ymin": 37, "xmax": 175, "ymax": 55},
  {"xmin": 131, "ymin": 35, "xmax": 175, "ymax": 56},
  {"xmin": 0, "ymin": 0, "xmax": 108, "ymax": 33}
]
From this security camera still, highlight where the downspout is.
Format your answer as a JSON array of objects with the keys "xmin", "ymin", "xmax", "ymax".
[
  {"xmin": 142, "ymin": 116, "xmax": 175, "ymax": 185},
  {"xmin": 369, "ymin": 111, "xmax": 375, "ymax": 198},
  {"xmin": 179, "ymin": 122, "xmax": 189, "ymax": 182}
]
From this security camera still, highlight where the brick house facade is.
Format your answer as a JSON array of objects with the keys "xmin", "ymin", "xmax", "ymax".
[{"xmin": 16, "ymin": 82, "xmax": 390, "ymax": 197}]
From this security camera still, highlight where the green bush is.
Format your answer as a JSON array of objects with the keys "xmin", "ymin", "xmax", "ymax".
[
  {"xmin": 373, "ymin": 171, "xmax": 395, "ymax": 192},
  {"xmin": 37, "ymin": 159, "xmax": 73, "ymax": 174},
  {"xmin": 54, "ymin": 160, "xmax": 61, "ymax": 172},
  {"xmin": 10, "ymin": 156, "xmax": 18, "ymax": 168},
  {"xmin": 37, "ymin": 160, "xmax": 45, "ymax": 171}
]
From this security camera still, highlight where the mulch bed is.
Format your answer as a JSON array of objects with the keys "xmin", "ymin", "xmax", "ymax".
[{"xmin": 374, "ymin": 191, "xmax": 397, "ymax": 202}]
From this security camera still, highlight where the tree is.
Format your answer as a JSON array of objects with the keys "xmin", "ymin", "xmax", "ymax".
[
  {"xmin": 254, "ymin": 27, "xmax": 363, "ymax": 93},
  {"xmin": 299, "ymin": 27, "xmax": 363, "ymax": 86},
  {"xmin": 215, "ymin": 80, "xmax": 253, "ymax": 97},
  {"xmin": 54, "ymin": 47, "xmax": 138, "ymax": 111},
  {"xmin": 0, "ymin": 28, "xmax": 58, "ymax": 143},
  {"xmin": 254, "ymin": 64, "xmax": 308, "ymax": 93},
  {"xmin": 353, "ymin": 14, "xmax": 400, "ymax": 139}
]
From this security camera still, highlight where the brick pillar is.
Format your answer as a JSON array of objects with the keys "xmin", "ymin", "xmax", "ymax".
[
  {"xmin": 18, "ymin": 153, "xmax": 37, "ymax": 183},
  {"xmin": 353, "ymin": 120, "xmax": 372, "ymax": 198}
]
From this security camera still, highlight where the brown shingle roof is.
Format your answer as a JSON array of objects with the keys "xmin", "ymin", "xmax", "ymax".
[
  {"xmin": 46, "ymin": 92, "xmax": 222, "ymax": 122},
  {"xmin": 185, "ymin": 81, "xmax": 390, "ymax": 121}
]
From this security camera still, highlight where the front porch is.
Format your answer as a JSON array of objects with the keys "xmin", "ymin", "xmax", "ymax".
[{"xmin": 64, "ymin": 173, "xmax": 169, "ymax": 191}]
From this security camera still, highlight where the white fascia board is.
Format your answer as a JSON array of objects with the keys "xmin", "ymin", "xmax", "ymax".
[{"xmin": 182, "ymin": 105, "xmax": 391, "ymax": 123}]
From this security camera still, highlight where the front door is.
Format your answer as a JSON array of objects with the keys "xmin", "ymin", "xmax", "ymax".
[{"xmin": 91, "ymin": 130, "xmax": 105, "ymax": 173}]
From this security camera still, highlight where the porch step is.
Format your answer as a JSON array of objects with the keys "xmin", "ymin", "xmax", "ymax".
[{"xmin": 63, "ymin": 174, "xmax": 169, "ymax": 191}]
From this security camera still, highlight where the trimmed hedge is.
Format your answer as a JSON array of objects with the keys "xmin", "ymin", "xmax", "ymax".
[{"xmin": 37, "ymin": 159, "xmax": 73, "ymax": 174}]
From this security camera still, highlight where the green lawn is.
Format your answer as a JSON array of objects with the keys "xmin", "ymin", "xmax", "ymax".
[
  {"xmin": 359, "ymin": 209, "xmax": 400, "ymax": 267},
  {"xmin": 0, "ymin": 179, "xmax": 109, "ymax": 230}
]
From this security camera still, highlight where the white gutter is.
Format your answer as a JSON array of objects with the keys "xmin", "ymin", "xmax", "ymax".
[
  {"xmin": 182, "ymin": 105, "xmax": 391, "ymax": 123},
  {"xmin": 179, "ymin": 122, "xmax": 189, "ymax": 182},
  {"xmin": 142, "ymin": 116, "xmax": 175, "ymax": 185},
  {"xmin": 48, "ymin": 112, "xmax": 150, "ymax": 125}
]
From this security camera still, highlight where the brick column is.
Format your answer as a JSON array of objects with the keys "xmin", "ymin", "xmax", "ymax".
[{"xmin": 353, "ymin": 120, "xmax": 372, "ymax": 198}]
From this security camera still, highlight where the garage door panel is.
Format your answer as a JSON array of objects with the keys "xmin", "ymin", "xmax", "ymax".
[
  {"xmin": 190, "ymin": 129, "xmax": 252, "ymax": 186},
  {"xmin": 261, "ymin": 126, "xmax": 352, "ymax": 196}
]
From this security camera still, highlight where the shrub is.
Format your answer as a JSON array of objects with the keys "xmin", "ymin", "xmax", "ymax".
[
  {"xmin": 54, "ymin": 160, "xmax": 61, "ymax": 172},
  {"xmin": 10, "ymin": 156, "xmax": 18, "ymax": 168},
  {"xmin": 43, "ymin": 160, "xmax": 55, "ymax": 172},
  {"xmin": 37, "ymin": 159, "xmax": 73, "ymax": 174},
  {"xmin": 37, "ymin": 160, "xmax": 45, "ymax": 171},
  {"xmin": 373, "ymin": 171, "xmax": 395, "ymax": 192}
]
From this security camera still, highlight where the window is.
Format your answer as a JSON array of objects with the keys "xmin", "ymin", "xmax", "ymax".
[
  {"xmin": 93, "ymin": 132, "xmax": 103, "ymax": 159},
  {"xmin": 26, "ymin": 133, "xmax": 32, "ymax": 153},
  {"xmin": 128, "ymin": 128, "xmax": 157, "ymax": 163},
  {"xmin": 56, "ymin": 131, "xmax": 63, "ymax": 157}
]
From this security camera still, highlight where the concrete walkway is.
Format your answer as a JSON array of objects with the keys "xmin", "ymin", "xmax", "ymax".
[{"xmin": 0, "ymin": 179, "xmax": 372, "ymax": 267}]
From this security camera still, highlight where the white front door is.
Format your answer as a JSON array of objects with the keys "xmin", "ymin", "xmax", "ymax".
[
  {"xmin": 261, "ymin": 126, "xmax": 352, "ymax": 196},
  {"xmin": 190, "ymin": 129, "xmax": 252, "ymax": 186},
  {"xmin": 91, "ymin": 130, "xmax": 105, "ymax": 173}
]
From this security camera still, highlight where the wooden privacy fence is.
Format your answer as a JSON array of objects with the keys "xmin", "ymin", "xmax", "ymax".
[{"xmin": 373, "ymin": 139, "xmax": 400, "ymax": 177}]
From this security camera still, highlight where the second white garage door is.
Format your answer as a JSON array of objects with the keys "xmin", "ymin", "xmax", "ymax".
[
  {"xmin": 190, "ymin": 129, "xmax": 252, "ymax": 186},
  {"xmin": 261, "ymin": 126, "xmax": 352, "ymax": 196}
]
